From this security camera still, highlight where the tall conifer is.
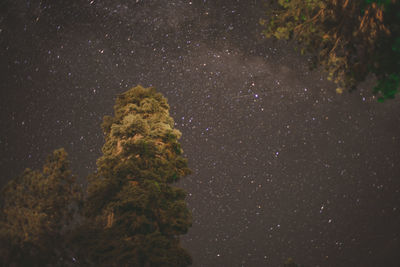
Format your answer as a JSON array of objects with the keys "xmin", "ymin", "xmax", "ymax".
[{"xmin": 78, "ymin": 85, "xmax": 192, "ymax": 266}]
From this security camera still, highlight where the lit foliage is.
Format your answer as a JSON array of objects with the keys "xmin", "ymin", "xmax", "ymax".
[
  {"xmin": 75, "ymin": 85, "xmax": 192, "ymax": 266},
  {"xmin": 0, "ymin": 149, "xmax": 80, "ymax": 266},
  {"xmin": 261, "ymin": 0, "xmax": 400, "ymax": 101},
  {"xmin": 0, "ymin": 86, "xmax": 193, "ymax": 266}
]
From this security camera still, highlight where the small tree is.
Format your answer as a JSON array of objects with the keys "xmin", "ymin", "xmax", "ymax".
[
  {"xmin": 76, "ymin": 85, "xmax": 192, "ymax": 266},
  {"xmin": 0, "ymin": 148, "xmax": 80, "ymax": 266}
]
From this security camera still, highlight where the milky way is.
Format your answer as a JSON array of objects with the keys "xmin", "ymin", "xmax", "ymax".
[{"xmin": 1, "ymin": 1, "xmax": 400, "ymax": 266}]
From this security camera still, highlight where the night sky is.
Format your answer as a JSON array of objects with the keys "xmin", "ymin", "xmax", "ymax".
[{"xmin": 1, "ymin": 1, "xmax": 400, "ymax": 266}]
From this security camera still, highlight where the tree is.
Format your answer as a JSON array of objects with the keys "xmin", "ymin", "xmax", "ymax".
[
  {"xmin": 260, "ymin": 0, "xmax": 400, "ymax": 101},
  {"xmin": 0, "ymin": 86, "xmax": 193, "ymax": 266},
  {"xmin": 0, "ymin": 148, "xmax": 80, "ymax": 266},
  {"xmin": 74, "ymin": 85, "xmax": 192, "ymax": 266}
]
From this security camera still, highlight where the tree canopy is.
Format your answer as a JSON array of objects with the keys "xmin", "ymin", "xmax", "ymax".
[
  {"xmin": 261, "ymin": 0, "xmax": 400, "ymax": 101},
  {"xmin": 0, "ymin": 148, "xmax": 80, "ymax": 266},
  {"xmin": 0, "ymin": 86, "xmax": 193, "ymax": 266},
  {"xmin": 74, "ymin": 85, "xmax": 193, "ymax": 266}
]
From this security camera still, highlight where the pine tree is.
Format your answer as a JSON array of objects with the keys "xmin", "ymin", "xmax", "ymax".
[
  {"xmin": 0, "ymin": 148, "xmax": 80, "ymax": 266},
  {"xmin": 76, "ymin": 85, "xmax": 192, "ymax": 266}
]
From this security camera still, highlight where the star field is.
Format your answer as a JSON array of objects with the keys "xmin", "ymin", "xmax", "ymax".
[{"xmin": 1, "ymin": 1, "xmax": 400, "ymax": 266}]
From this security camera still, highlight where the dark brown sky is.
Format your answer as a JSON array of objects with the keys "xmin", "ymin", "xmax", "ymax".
[{"xmin": 1, "ymin": 0, "xmax": 400, "ymax": 266}]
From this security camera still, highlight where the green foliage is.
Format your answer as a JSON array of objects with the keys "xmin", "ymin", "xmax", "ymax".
[
  {"xmin": 374, "ymin": 73, "xmax": 399, "ymax": 102},
  {"xmin": 0, "ymin": 86, "xmax": 192, "ymax": 266},
  {"xmin": 78, "ymin": 85, "xmax": 192, "ymax": 266},
  {"xmin": 261, "ymin": 0, "xmax": 400, "ymax": 100},
  {"xmin": 0, "ymin": 148, "xmax": 81, "ymax": 266}
]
